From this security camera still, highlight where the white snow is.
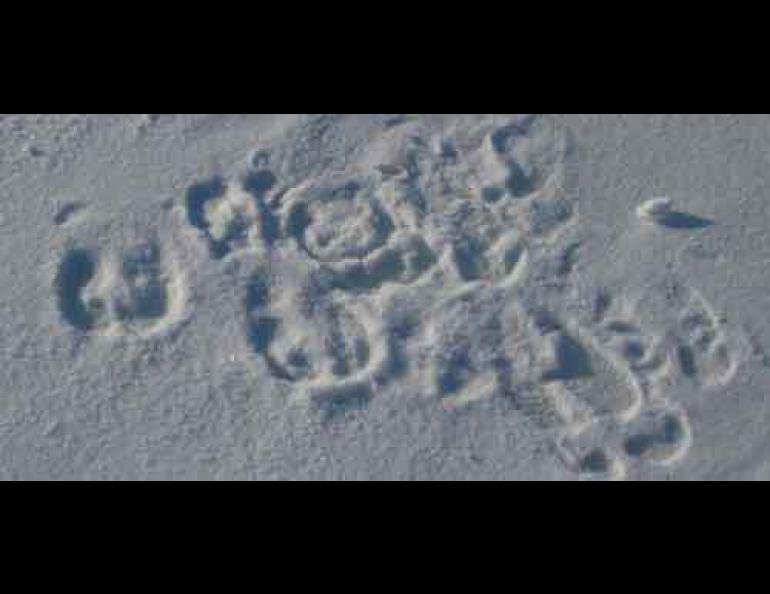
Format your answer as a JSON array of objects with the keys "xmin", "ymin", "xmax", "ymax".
[{"xmin": 1, "ymin": 114, "xmax": 768, "ymax": 480}]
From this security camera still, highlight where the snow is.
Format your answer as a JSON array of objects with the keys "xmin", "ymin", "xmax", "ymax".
[{"xmin": 0, "ymin": 114, "xmax": 768, "ymax": 480}]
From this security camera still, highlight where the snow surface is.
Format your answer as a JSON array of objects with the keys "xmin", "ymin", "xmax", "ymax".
[{"xmin": 1, "ymin": 114, "xmax": 769, "ymax": 480}]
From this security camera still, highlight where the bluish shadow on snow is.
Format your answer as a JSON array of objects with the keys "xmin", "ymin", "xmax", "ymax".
[
  {"xmin": 56, "ymin": 249, "xmax": 99, "ymax": 331},
  {"xmin": 658, "ymin": 211, "xmax": 715, "ymax": 230},
  {"xmin": 542, "ymin": 333, "xmax": 594, "ymax": 382}
]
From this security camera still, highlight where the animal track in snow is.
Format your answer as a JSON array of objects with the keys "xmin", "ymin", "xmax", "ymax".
[
  {"xmin": 419, "ymin": 288, "xmax": 670, "ymax": 479},
  {"xmin": 170, "ymin": 116, "xmax": 736, "ymax": 477},
  {"xmin": 555, "ymin": 281, "xmax": 745, "ymax": 479},
  {"xmin": 112, "ymin": 243, "xmax": 179, "ymax": 332},
  {"xmin": 244, "ymin": 259, "xmax": 391, "ymax": 422},
  {"xmin": 471, "ymin": 287, "xmax": 686, "ymax": 480},
  {"xmin": 441, "ymin": 200, "xmax": 529, "ymax": 286},
  {"xmin": 55, "ymin": 241, "xmax": 188, "ymax": 339},
  {"xmin": 622, "ymin": 406, "xmax": 692, "ymax": 467},
  {"xmin": 185, "ymin": 168, "xmax": 279, "ymax": 259},
  {"xmin": 286, "ymin": 177, "xmax": 395, "ymax": 264},
  {"xmin": 281, "ymin": 173, "xmax": 440, "ymax": 293},
  {"xmin": 486, "ymin": 115, "xmax": 571, "ymax": 200},
  {"xmin": 326, "ymin": 234, "xmax": 438, "ymax": 293},
  {"xmin": 56, "ymin": 248, "xmax": 106, "ymax": 332},
  {"xmin": 637, "ymin": 276, "xmax": 743, "ymax": 390},
  {"xmin": 556, "ymin": 403, "xmax": 693, "ymax": 481},
  {"xmin": 410, "ymin": 115, "xmax": 575, "ymax": 211},
  {"xmin": 407, "ymin": 117, "xmax": 576, "ymax": 288},
  {"xmin": 421, "ymin": 293, "xmax": 593, "ymax": 436},
  {"xmin": 424, "ymin": 289, "xmax": 511, "ymax": 410},
  {"xmin": 229, "ymin": 116, "xmax": 580, "ymax": 432},
  {"xmin": 538, "ymin": 321, "xmax": 645, "ymax": 424},
  {"xmin": 43, "ymin": 114, "xmax": 752, "ymax": 482},
  {"xmin": 676, "ymin": 289, "xmax": 739, "ymax": 389},
  {"xmin": 588, "ymin": 299, "xmax": 672, "ymax": 405},
  {"xmin": 556, "ymin": 405, "xmax": 693, "ymax": 479}
]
